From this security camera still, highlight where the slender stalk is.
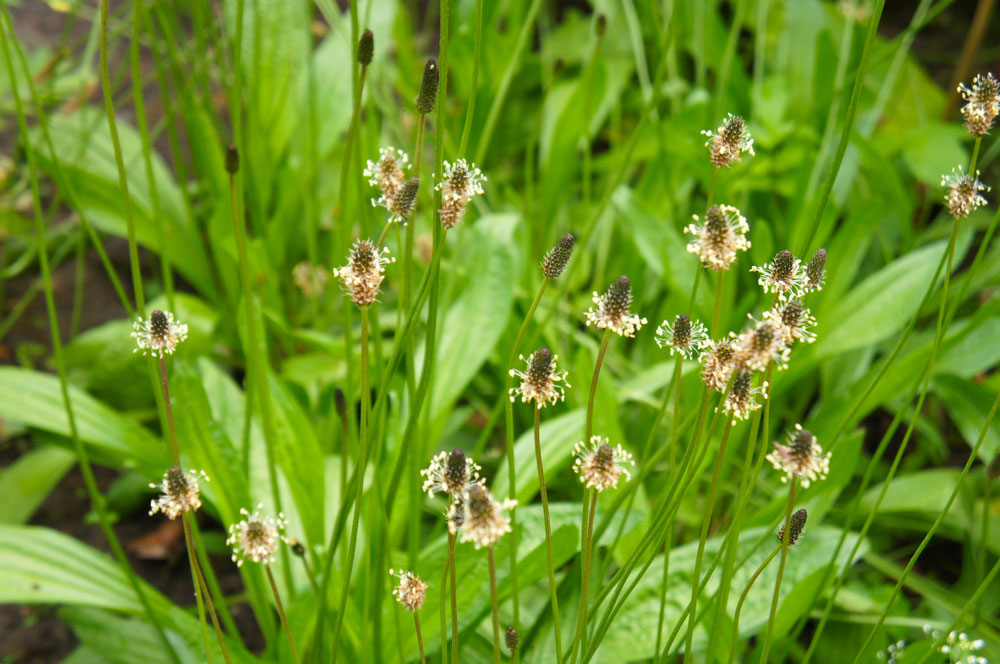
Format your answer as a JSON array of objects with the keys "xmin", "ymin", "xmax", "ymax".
[
  {"xmin": 488, "ymin": 547, "xmax": 502, "ymax": 664},
  {"xmin": 568, "ymin": 489, "xmax": 599, "ymax": 664},
  {"xmin": 653, "ymin": 353, "xmax": 685, "ymax": 657},
  {"xmin": 331, "ymin": 305, "xmax": 371, "ymax": 662},
  {"xmin": 0, "ymin": 17, "xmax": 179, "ymax": 661},
  {"xmin": 686, "ymin": 265, "xmax": 703, "ymax": 312},
  {"xmin": 803, "ymin": 218, "xmax": 962, "ymax": 661},
  {"xmin": 99, "ymin": 0, "xmax": 144, "ymax": 313},
  {"xmin": 414, "ymin": 612, "xmax": 427, "ymax": 664},
  {"xmin": 457, "ymin": 0, "xmax": 483, "ymax": 157},
  {"xmin": 504, "ymin": 277, "xmax": 549, "ymax": 641},
  {"xmin": 266, "ymin": 566, "xmax": 300, "ymax": 664},
  {"xmin": 710, "ymin": 269, "xmax": 725, "ymax": 338},
  {"xmin": 534, "ymin": 407, "xmax": 565, "ymax": 663},
  {"xmin": 759, "ymin": 480, "xmax": 798, "ymax": 663},
  {"xmin": 587, "ymin": 330, "xmax": 613, "ymax": 440},
  {"xmin": 683, "ymin": 416, "xmax": 735, "ymax": 658},
  {"xmin": 450, "ymin": 534, "xmax": 459, "ymax": 664},
  {"xmin": 182, "ymin": 514, "xmax": 233, "ymax": 664},
  {"xmin": 728, "ymin": 547, "xmax": 781, "ymax": 664},
  {"xmin": 976, "ymin": 472, "xmax": 993, "ymax": 625},
  {"xmin": 159, "ymin": 357, "xmax": 181, "ymax": 466},
  {"xmin": 851, "ymin": 390, "xmax": 1000, "ymax": 662},
  {"xmin": 439, "ymin": 543, "xmax": 450, "ymax": 664},
  {"xmin": 706, "ymin": 169, "xmax": 718, "ymax": 207}
]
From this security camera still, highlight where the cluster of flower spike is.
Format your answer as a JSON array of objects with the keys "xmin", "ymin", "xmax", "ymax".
[
  {"xmin": 333, "ymin": 239, "xmax": 395, "ymax": 306},
  {"xmin": 941, "ymin": 73, "xmax": 997, "ymax": 219}
]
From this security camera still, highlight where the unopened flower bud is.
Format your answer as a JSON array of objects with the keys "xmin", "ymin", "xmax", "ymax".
[
  {"xmin": 804, "ymin": 248, "xmax": 826, "ymax": 293},
  {"xmin": 778, "ymin": 508, "xmax": 808, "ymax": 546},
  {"xmin": 357, "ymin": 29, "xmax": 374, "ymax": 66},
  {"xmin": 416, "ymin": 59, "xmax": 439, "ymax": 114},
  {"xmin": 505, "ymin": 625, "xmax": 520, "ymax": 653},
  {"xmin": 596, "ymin": 14, "xmax": 607, "ymax": 37},
  {"xmin": 287, "ymin": 538, "xmax": 306, "ymax": 557},
  {"xmin": 225, "ymin": 145, "xmax": 239, "ymax": 174},
  {"xmin": 541, "ymin": 233, "xmax": 576, "ymax": 279}
]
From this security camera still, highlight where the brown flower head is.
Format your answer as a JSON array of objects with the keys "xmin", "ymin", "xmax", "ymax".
[
  {"xmin": 721, "ymin": 369, "xmax": 767, "ymax": 421},
  {"xmin": 655, "ymin": 314, "xmax": 708, "ymax": 359},
  {"xmin": 455, "ymin": 483, "xmax": 516, "ymax": 549},
  {"xmin": 421, "ymin": 449, "xmax": 482, "ymax": 499},
  {"xmin": 802, "ymin": 248, "xmax": 827, "ymax": 294},
  {"xmin": 764, "ymin": 299, "xmax": 817, "ymax": 345},
  {"xmin": 701, "ymin": 113, "xmax": 755, "ymax": 168},
  {"xmin": 390, "ymin": 569, "xmax": 428, "ymax": 611},
  {"xmin": 751, "ymin": 250, "xmax": 805, "ymax": 299},
  {"xmin": 436, "ymin": 159, "xmax": 486, "ymax": 229},
  {"xmin": 699, "ymin": 338, "xmax": 735, "ymax": 392},
  {"xmin": 132, "ymin": 310, "xmax": 188, "ymax": 358},
  {"xmin": 148, "ymin": 467, "xmax": 207, "ymax": 520},
  {"xmin": 584, "ymin": 275, "xmax": 647, "ymax": 337},
  {"xmin": 572, "ymin": 436, "xmax": 635, "ymax": 492},
  {"xmin": 509, "ymin": 347, "xmax": 570, "ymax": 408},
  {"xmin": 505, "ymin": 626, "xmax": 520, "ymax": 653},
  {"xmin": 364, "ymin": 146, "xmax": 409, "ymax": 205},
  {"xmin": 333, "ymin": 239, "xmax": 394, "ymax": 306},
  {"xmin": 766, "ymin": 424, "xmax": 831, "ymax": 488},
  {"xmin": 226, "ymin": 505, "xmax": 287, "ymax": 567},
  {"xmin": 733, "ymin": 315, "xmax": 791, "ymax": 371},
  {"xmin": 941, "ymin": 167, "xmax": 989, "ymax": 219},
  {"xmin": 957, "ymin": 72, "xmax": 1000, "ymax": 136},
  {"xmin": 684, "ymin": 204, "xmax": 751, "ymax": 271}
]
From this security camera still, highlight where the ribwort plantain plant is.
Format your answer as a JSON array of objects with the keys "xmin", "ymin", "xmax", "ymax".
[{"xmin": 2, "ymin": 3, "xmax": 1000, "ymax": 664}]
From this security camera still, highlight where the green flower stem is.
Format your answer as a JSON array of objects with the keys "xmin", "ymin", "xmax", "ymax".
[
  {"xmin": 331, "ymin": 305, "xmax": 371, "ymax": 662},
  {"xmin": 489, "ymin": 547, "xmax": 502, "ymax": 664},
  {"xmin": 728, "ymin": 546, "xmax": 781, "ymax": 664},
  {"xmin": 266, "ymin": 565, "xmax": 300, "ymax": 664},
  {"xmin": 99, "ymin": 0, "xmax": 144, "ymax": 313},
  {"xmin": 682, "ymin": 415, "xmax": 735, "ymax": 658},
  {"xmin": 759, "ymin": 479, "xmax": 798, "ymax": 663},
  {"xmin": 0, "ymin": 18, "xmax": 180, "ymax": 662},
  {"xmin": 653, "ymin": 353, "xmax": 685, "ymax": 657},
  {"xmin": 916, "ymin": 553, "xmax": 1000, "ymax": 664},
  {"xmin": 851, "ymin": 389, "xmax": 1000, "ymax": 663},
  {"xmin": 159, "ymin": 357, "xmax": 181, "ymax": 466},
  {"xmin": 568, "ymin": 489, "xmax": 598, "ymax": 664},
  {"xmin": 969, "ymin": 135, "xmax": 983, "ymax": 173},
  {"xmin": 130, "ymin": 1, "xmax": 173, "ymax": 311},
  {"xmin": 449, "ymin": 530, "xmax": 459, "ymax": 664},
  {"xmin": 976, "ymin": 472, "xmax": 993, "ymax": 625},
  {"xmin": 182, "ymin": 514, "xmax": 233, "ymax": 664},
  {"xmin": 458, "ymin": 0, "xmax": 483, "ymax": 157},
  {"xmin": 686, "ymin": 265, "xmax": 703, "ymax": 312},
  {"xmin": 440, "ymin": 537, "xmax": 450, "ymax": 664},
  {"xmin": 704, "ymin": 367, "xmax": 773, "ymax": 662},
  {"xmin": 184, "ymin": 520, "xmax": 216, "ymax": 664},
  {"xmin": 534, "ymin": 407, "xmax": 565, "ymax": 664},
  {"xmin": 802, "ymin": 218, "xmax": 962, "ymax": 662},
  {"xmin": 414, "ymin": 611, "xmax": 428, "ymax": 664},
  {"xmin": 504, "ymin": 277, "xmax": 550, "ymax": 641},
  {"xmin": 587, "ymin": 330, "xmax": 613, "ymax": 441},
  {"xmin": 710, "ymin": 268, "xmax": 726, "ymax": 338},
  {"xmin": 706, "ymin": 169, "xmax": 718, "ymax": 208}
]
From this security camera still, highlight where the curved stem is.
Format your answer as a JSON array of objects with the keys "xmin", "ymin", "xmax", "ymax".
[
  {"xmin": 683, "ymin": 416, "xmax": 735, "ymax": 658},
  {"xmin": 183, "ymin": 515, "xmax": 232, "ymax": 664},
  {"xmin": 488, "ymin": 548, "xmax": 502, "ymax": 664},
  {"xmin": 534, "ymin": 407, "xmax": 565, "ymax": 663},
  {"xmin": 504, "ymin": 277, "xmax": 549, "ymax": 642},
  {"xmin": 759, "ymin": 480, "xmax": 798, "ymax": 663},
  {"xmin": 266, "ymin": 565, "xmax": 300, "ymax": 664},
  {"xmin": 331, "ymin": 305, "xmax": 370, "ymax": 662},
  {"xmin": 414, "ymin": 612, "xmax": 427, "ymax": 664},
  {"xmin": 439, "ymin": 534, "xmax": 451, "ymax": 664},
  {"xmin": 728, "ymin": 546, "xmax": 781, "ymax": 664},
  {"xmin": 569, "ymin": 490, "xmax": 599, "ymax": 664},
  {"xmin": 586, "ymin": 330, "xmax": 613, "ymax": 441}
]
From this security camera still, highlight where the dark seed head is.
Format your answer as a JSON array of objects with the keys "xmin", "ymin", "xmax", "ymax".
[
  {"xmin": 357, "ymin": 29, "xmax": 374, "ymax": 66},
  {"xmin": 596, "ymin": 14, "xmax": 607, "ymax": 37},
  {"xmin": 772, "ymin": 250, "xmax": 797, "ymax": 283},
  {"xmin": 722, "ymin": 115, "xmax": 745, "ymax": 144},
  {"xmin": 445, "ymin": 449, "xmax": 468, "ymax": 494},
  {"xmin": 528, "ymin": 348, "xmax": 554, "ymax": 384},
  {"xmin": 505, "ymin": 625, "xmax": 520, "ymax": 652},
  {"xmin": 595, "ymin": 444, "xmax": 614, "ymax": 468},
  {"xmin": 605, "ymin": 275, "xmax": 631, "ymax": 319},
  {"xmin": 780, "ymin": 300, "xmax": 804, "ymax": 329},
  {"xmin": 790, "ymin": 428, "xmax": 815, "ymax": 460},
  {"xmin": 541, "ymin": 233, "xmax": 576, "ymax": 279},
  {"xmin": 392, "ymin": 177, "xmax": 420, "ymax": 219},
  {"xmin": 334, "ymin": 387, "xmax": 347, "ymax": 420},
  {"xmin": 731, "ymin": 370, "xmax": 752, "ymax": 399},
  {"xmin": 806, "ymin": 249, "xmax": 826, "ymax": 288},
  {"xmin": 352, "ymin": 240, "xmax": 378, "ymax": 270},
  {"xmin": 150, "ymin": 310, "xmax": 169, "ymax": 340},
  {"xmin": 165, "ymin": 466, "xmax": 185, "ymax": 493},
  {"xmin": 778, "ymin": 508, "xmax": 808, "ymax": 546},
  {"xmin": 415, "ymin": 59, "xmax": 439, "ymax": 114},
  {"xmin": 704, "ymin": 205, "xmax": 728, "ymax": 245},
  {"xmin": 288, "ymin": 538, "xmax": 306, "ymax": 557},
  {"xmin": 671, "ymin": 315, "xmax": 692, "ymax": 349},
  {"xmin": 465, "ymin": 483, "xmax": 489, "ymax": 519},
  {"xmin": 225, "ymin": 145, "xmax": 239, "ymax": 174}
]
